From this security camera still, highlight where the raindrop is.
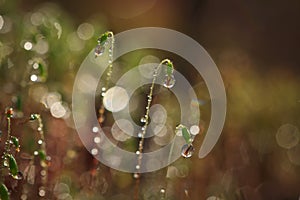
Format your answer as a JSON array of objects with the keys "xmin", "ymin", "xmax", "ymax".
[
  {"xmin": 140, "ymin": 116, "xmax": 147, "ymax": 123},
  {"xmin": 92, "ymin": 126, "xmax": 99, "ymax": 133},
  {"xmin": 133, "ymin": 173, "xmax": 139, "ymax": 179},
  {"xmin": 138, "ymin": 133, "xmax": 143, "ymax": 138},
  {"xmin": 94, "ymin": 137, "xmax": 101, "ymax": 144},
  {"xmin": 39, "ymin": 187, "xmax": 46, "ymax": 197},
  {"xmin": 181, "ymin": 144, "xmax": 194, "ymax": 158},
  {"xmin": 91, "ymin": 148, "xmax": 98, "ymax": 155},
  {"xmin": 163, "ymin": 74, "xmax": 175, "ymax": 88},
  {"xmin": 94, "ymin": 44, "xmax": 105, "ymax": 57},
  {"xmin": 12, "ymin": 171, "xmax": 23, "ymax": 180}
]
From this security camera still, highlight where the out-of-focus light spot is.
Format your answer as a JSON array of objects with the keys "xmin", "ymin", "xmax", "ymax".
[
  {"xmin": 67, "ymin": 32, "xmax": 84, "ymax": 51},
  {"xmin": 287, "ymin": 144, "xmax": 300, "ymax": 166},
  {"xmin": 92, "ymin": 126, "xmax": 99, "ymax": 133},
  {"xmin": 0, "ymin": 16, "xmax": 12, "ymax": 33},
  {"xmin": 53, "ymin": 183, "xmax": 70, "ymax": 198},
  {"xmin": 138, "ymin": 55, "xmax": 160, "ymax": 79},
  {"xmin": 276, "ymin": 124, "xmax": 299, "ymax": 149},
  {"xmin": 149, "ymin": 104, "xmax": 167, "ymax": 125},
  {"xmin": 28, "ymin": 85, "xmax": 48, "ymax": 102},
  {"xmin": 77, "ymin": 23, "xmax": 94, "ymax": 40},
  {"xmin": 67, "ymin": 150, "xmax": 76, "ymax": 159},
  {"xmin": 34, "ymin": 39, "xmax": 49, "ymax": 54},
  {"xmin": 30, "ymin": 74, "xmax": 38, "ymax": 82},
  {"xmin": 115, "ymin": 119, "xmax": 134, "ymax": 135},
  {"xmin": 190, "ymin": 125, "xmax": 200, "ymax": 135},
  {"xmin": 54, "ymin": 22, "xmax": 62, "ymax": 39},
  {"xmin": 31, "ymin": 12, "xmax": 44, "ymax": 26},
  {"xmin": 91, "ymin": 148, "xmax": 98, "ymax": 155},
  {"xmin": 41, "ymin": 92, "xmax": 61, "ymax": 109},
  {"xmin": 103, "ymin": 86, "xmax": 129, "ymax": 112},
  {"xmin": 153, "ymin": 128, "xmax": 171, "ymax": 146},
  {"xmin": 50, "ymin": 101, "xmax": 66, "ymax": 118},
  {"xmin": 153, "ymin": 125, "xmax": 167, "ymax": 137},
  {"xmin": 111, "ymin": 119, "xmax": 131, "ymax": 142},
  {"xmin": 24, "ymin": 41, "xmax": 33, "ymax": 50},
  {"xmin": 0, "ymin": 15, "xmax": 4, "ymax": 30}
]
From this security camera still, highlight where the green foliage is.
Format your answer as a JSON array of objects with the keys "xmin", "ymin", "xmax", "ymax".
[
  {"xmin": 0, "ymin": 183, "xmax": 9, "ymax": 200},
  {"xmin": 8, "ymin": 154, "xmax": 18, "ymax": 177}
]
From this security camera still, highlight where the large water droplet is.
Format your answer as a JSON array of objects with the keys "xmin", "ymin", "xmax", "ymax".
[
  {"xmin": 94, "ymin": 44, "xmax": 105, "ymax": 57},
  {"xmin": 163, "ymin": 74, "xmax": 175, "ymax": 88},
  {"xmin": 181, "ymin": 144, "xmax": 194, "ymax": 158},
  {"xmin": 11, "ymin": 171, "xmax": 23, "ymax": 180}
]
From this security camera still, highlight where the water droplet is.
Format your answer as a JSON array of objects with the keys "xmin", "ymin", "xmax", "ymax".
[
  {"xmin": 12, "ymin": 171, "xmax": 23, "ymax": 180},
  {"xmin": 133, "ymin": 173, "xmax": 139, "ymax": 179},
  {"xmin": 91, "ymin": 148, "xmax": 98, "ymax": 155},
  {"xmin": 101, "ymin": 87, "xmax": 106, "ymax": 92},
  {"xmin": 160, "ymin": 188, "xmax": 166, "ymax": 197},
  {"xmin": 94, "ymin": 44, "xmax": 105, "ymax": 57},
  {"xmin": 3, "ymin": 159, "xmax": 8, "ymax": 167},
  {"xmin": 138, "ymin": 133, "xmax": 143, "ymax": 138},
  {"xmin": 163, "ymin": 74, "xmax": 175, "ymax": 88},
  {"xmin": 38, "ymin": 139, "xmax": 43, "ymax": 145},
  {"xmin": 135, "ymin": 151, "xmax": 140, "ymax": 155},
  {"xmin": 94, "ymin": 137, "xmax": 101, "ymax": 144},
  {"xmin": 140, "ymin": 116, "xmax": 147, "ymax": 123},
  {"xmin": 175, "ymin": 127, "xmax": 182, "ymax": 136},
  {"xmin": 135, "ymin": 165, "xmax": 140, "ymax": 169},
  {"xmin": 92, "ymin": 126, "xmax": 99, "ymax": 133},
  {"xmin": 38, "ymin": 187, "xmax": 46, "ymax": 197},
  {"xmin": 181, "ymin": 144, "xmax": 194, "ymax": 158}
]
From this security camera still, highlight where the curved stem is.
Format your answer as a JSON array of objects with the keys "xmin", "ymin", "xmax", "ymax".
[
  {"xmin": 134, "ymin": 59, "xmax": 174, "ymax": 199},
  {"xmin": 98, "ymin": 31, "xmax": 114, "ymax": 125}
]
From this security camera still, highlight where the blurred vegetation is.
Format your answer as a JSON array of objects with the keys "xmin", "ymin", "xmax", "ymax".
[{"xmin": 0, "ymin": 0, "xmax": 300, "ymax": 199}]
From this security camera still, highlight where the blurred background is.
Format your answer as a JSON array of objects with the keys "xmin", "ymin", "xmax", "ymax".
[{"xmin": 0, "ymin": 0, "xmax": 300, "ymax": 199}]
